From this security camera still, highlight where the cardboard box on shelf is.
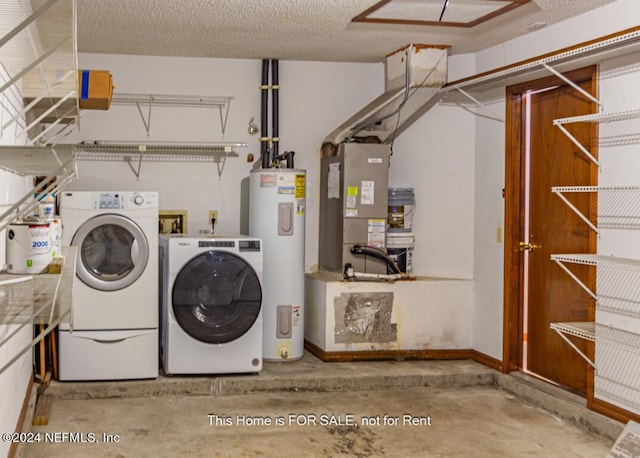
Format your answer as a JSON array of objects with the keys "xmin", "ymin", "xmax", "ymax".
[{"xmin": 77, "ymin": 70, "xmax": 114, "ymax": 110}]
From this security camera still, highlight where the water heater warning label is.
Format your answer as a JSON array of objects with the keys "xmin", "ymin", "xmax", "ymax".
[
  {"xmin": 295, "ymin": 174, "xmax": 305, "ymax": 198},
  {"xmin": 260, "ymin": 173, "xmax": 277, "ymax": 187},
  {"xmin": 277, "ymin": 172, "xmax": 295, "ymax": 194}
]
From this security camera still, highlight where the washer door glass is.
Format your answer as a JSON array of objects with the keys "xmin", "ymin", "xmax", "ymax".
[
  {"xmin": 71, "ymin": 214, "xmax": 149, "ymax": 291},
  {"xmin": 172, "ymin": 250, "xmax": 262, "ymax": 344}
]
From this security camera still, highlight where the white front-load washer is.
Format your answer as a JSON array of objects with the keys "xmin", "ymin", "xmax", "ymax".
[
  {"xmin": 58, "ymin": 191, "xmax": 158, "ymax": 380},
  {"xmin": 160, "ymin": 234, "xmax": 263, "ymax": 375}
]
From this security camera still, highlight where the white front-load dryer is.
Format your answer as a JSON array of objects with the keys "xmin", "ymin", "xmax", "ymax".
[
  {"xmin": 58, "ymin": 191, "xmax": 158, "ymax": 381},
  {"xmin": 160, "ymin": 235, "xmax": 263, "ymax": 375}
]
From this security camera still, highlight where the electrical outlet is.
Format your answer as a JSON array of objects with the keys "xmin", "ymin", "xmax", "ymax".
[{"xmin": 209, "ymin": 210, "xmax": 218, "ymax": 224}]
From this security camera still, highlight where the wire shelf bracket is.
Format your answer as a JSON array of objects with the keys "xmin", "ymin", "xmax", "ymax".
[
  {"xmin": 551, "ymin": 254, "xmax": 598, "ymax": 301},
  {"xmin": 552, "ymin": 186, "xmax": 640, "ymax": 233},
  {"xmin": 553, "ymin": 109, "xmax": 640, "ymax": 168},
  {"xmin": 452, "ymin": 87, "xmax": 505, "ymax": 122},
  {"xmin": 550, "ymin": 322, "xmax": 596, "ymax": 369}
]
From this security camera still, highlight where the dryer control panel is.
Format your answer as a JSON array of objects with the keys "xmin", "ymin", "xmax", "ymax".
[
  {"xmin": 92, "ymin": 192, "xmax": 157, "ymax": 210},
  {"xmin": 97, "ymin": 193, "xmax": 124, "ymax": 209}
]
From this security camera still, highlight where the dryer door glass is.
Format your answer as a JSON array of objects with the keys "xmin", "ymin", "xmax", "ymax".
[
  {"xmin": 172, "ymin": 251, "xmax": 262, "ymax": 344},
  {"xmin": 72, "ymin": 214, "xmax": 149, "ymax": 291}
]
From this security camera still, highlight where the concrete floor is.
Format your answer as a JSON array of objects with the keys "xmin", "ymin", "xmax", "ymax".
[{"xmin": 21, "ymin": 354, "xmax": 623, "ymax": 457}]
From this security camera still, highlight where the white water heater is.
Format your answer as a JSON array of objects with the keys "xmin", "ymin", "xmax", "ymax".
[{"xmin": 249, "ymin": 168, "xmax": 306, "ymax": 361}]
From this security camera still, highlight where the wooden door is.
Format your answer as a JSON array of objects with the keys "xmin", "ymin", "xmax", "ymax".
[{"xmin": 504, "ymin": 66, "xmax": 598, "ymax": 395}]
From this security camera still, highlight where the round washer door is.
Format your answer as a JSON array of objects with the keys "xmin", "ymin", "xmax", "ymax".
[
  {"xmin": 71, "ymin": 214, "xmax": 149, "ymax": 291},
  {"xmin": 172, "ymin": 250, "xmax": 262, "ymax": 344}
]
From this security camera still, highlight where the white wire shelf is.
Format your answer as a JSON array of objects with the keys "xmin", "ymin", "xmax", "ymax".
[
  {"xmin": 443, "ymin": 28, "xmax": 640, "ymax": 93},
  {"xmin": 552, "ymin": 186, "xmax": 640, "ymax": 232},
  {"xmin": 550, "ymin": 322, "xmax": 640, "ymax": 373},
  {"xmin": 109, "ymin": 92, "xmax": 234, "ymax": 137},
  {"xmin": 552, "ymin": 322, "xmax": 640, "ymax": 348},
  {"xmin": 552, "ymin": 108, "xmax": 640, "ymax": 167},
  {"xmin": 550, "ymin": 322, "xmax": 595, "ymax": 369},
  {"xmin": 0, "ymin": 144, "xmax": 77, "ymax": 233},
  {"xmin": 551, "ymin": 254, "xmax": 640, "ymax": 269},
  {"xmin": 0, "ymin": 144, "xmax": 75, "ymax": 175},
  {"xmin": 553, "ymin": 109, "xmax": 640, "ymax": 125},
  {"xmin": 73, "ymin": 141, "xmax": 246, "ymax": 179},
  {"xmin": 551, "ymin": 322, "xmax": 595, "ymax": 341},
  {"xmin": 551, "ymin": 254, "xmax": 640, "ymax": 318},
  {"xmin": 111, "ymin": 93, "xmax": 232, "ymax": 108},
  {"xmin": 74, "ymin": 141, "xmax": 245, "ymax": 155},
  {"xmin": 0, "ymin": 246, "xmax": 76, "ymax": 375},
  {"xmin": 75, "ymin": 151, "xmax": 238, "ymax": 162}
]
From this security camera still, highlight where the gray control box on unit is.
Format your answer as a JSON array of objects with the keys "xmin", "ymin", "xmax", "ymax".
[{"xmin": 319, "ymin": 143, "xmax": 390, "ymax": 274}]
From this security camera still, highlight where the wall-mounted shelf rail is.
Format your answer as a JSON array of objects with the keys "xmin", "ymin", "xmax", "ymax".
[
  {"xmin": 74, "ymin": 141, "xmax": 247, "ymax": 179},
  {"xmin": 552, "ymin": 186, "xmax": 640, "ymax": 232},
  {"xmin": 0, "ymin": 246, "xmax": 76, "ymax": 376},
  {"xmin": 551, "ymin": 254, "xmax": 640, "ymax": 318},
  {"xmin": 110, "ymin": 93, "xmax": 234, "ymax": 137}
]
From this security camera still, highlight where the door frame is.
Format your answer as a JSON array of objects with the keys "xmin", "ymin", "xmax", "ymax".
[{"xmin": 502, "ymin": 65, "xmax": 598, "ymax": 403}]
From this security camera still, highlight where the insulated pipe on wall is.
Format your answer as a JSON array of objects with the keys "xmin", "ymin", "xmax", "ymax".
[
  {"xmin": 271, "ymin": 59, "xmax": 279, "ymax": 161},
  {"xmin": 261, "ymin": 59, "xmax": 270, "ymax": 169}
]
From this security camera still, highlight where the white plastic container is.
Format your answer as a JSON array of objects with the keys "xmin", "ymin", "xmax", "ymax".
[
  {"xmin": 49, "ymin": 217, "xmax": 62, "ymax": 257},
  {"xmin": 37, "ymin": 194, "xmax": 56, "ymax": 221},
  {"xmin": 6, "ymin": 221, "xmax": 52, "ymax": 274}
]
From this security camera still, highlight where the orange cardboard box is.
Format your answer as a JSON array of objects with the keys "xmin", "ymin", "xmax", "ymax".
[{"xmin": 78, "ymin": 70, "xmax": 114, "ymax": 110}]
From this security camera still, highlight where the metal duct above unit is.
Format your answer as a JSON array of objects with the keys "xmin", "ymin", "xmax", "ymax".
[{"xmin": 322, "ymin": 45, "xmax": 448, "ymax": 149}]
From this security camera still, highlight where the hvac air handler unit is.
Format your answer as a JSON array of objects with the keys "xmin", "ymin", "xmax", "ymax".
[{"xmin": 319, "ymin": 143, "xmax": 391, "ymax": 274}]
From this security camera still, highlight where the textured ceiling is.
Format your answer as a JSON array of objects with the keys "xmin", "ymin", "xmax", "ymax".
[{"xmin": 77, "ymin": 0, "xmax": 617, "ymax": 63}]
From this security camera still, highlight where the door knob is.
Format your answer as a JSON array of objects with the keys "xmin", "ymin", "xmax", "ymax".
[{"xmin": 519, "ymin": 242, "xmax": 540, "ymax": 251}]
